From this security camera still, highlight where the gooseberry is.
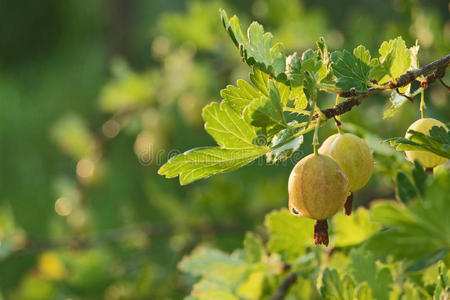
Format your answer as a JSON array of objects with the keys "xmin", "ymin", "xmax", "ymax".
[
  {"xmin": 288, "ymin": 153, "xmax": 349, "ymax": 246},
  {"xmin": 319, "ymin": 133, "xmax": 373, "ymax": 215}
]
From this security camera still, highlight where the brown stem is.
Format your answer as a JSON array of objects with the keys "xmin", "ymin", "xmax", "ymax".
[
  {"xmin": 425, "ymin": 168, "xmax": 434, "ymax": 174},
  {"xmin": 438, "ymin": 78, "xmax": 450, "ymax": 91},
  {"xmin": 322, "ymin": 54, "xmax": 450, "ymax": 120},
  {"xmin": 270, "ymin": 272, "xmax": 298, "ymax": 300},
  {"xmin": 314, "ymin": 220, "xmax": 329, "ymax": 246},
  {"xmin": 344, "ymin": 193, "xmax": 353, "ymax": 216},
  {"xmin": 396, "ymin": 88, "xmax": 415, "ymax": 103}
]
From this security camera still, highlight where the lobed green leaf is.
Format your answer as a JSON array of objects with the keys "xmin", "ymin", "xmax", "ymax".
[
  {"xmin": 158, "ymin": 146, "xmax": 268, "ymax": 185},
  {"xmin": 220, "ymin": 9, "xmax": 287, "ymax": 81},
  {"xmin": 331, "ymin": 45, "xmax": 372, "ymax": 92}
]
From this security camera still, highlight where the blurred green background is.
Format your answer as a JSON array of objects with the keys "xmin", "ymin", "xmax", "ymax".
[{"xmin": 0, "ymin": 0, "xmax": 448, "ymax": 299}]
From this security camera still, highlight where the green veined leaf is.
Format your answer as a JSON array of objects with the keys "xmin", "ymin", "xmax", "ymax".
[
  {"xmin": 249, "ymin": 68, "xmax": 291, "ymax": 105},
  {"xmin": 331, "ymin": 45, "xmax": 372, "ymax": 92},
  {"xmin": 244, "ymin": 80, "xmax": 286, "ymax": 128},
  {"xmin": 429, "ymin": 126, "xmax": 450, "ymax": 148},
  {"xmin": 220, "ymin": 9, "xmax": 286, "ymax": 81},
  {"xmin": 266, "ymin": 124, "xmax": 304, "ymax": 164},
  {"xmin": 203, "ymin": 101, "xmax": 259, "ymax": 149},
  {"xmin": 158, "ymin": 146, "xmax": 268, "ymax": 185},
  {"xmin": 369, "ymin": 37, "xmax": 411, "ymax": 88},
  {"xmin": 220, "ymin": 79, "xmax": 262, "ymax": 114}
]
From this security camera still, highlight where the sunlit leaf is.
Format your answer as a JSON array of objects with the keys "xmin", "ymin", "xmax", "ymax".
[
  {"xmin": 369, "ymin": 37, "xmax": 411, "ymax": 88},
  {"xmin": 221, "ymin": 79, "xmax": 262, "ymax": 114},
  {"xmin": 203, "ymin": 101, "xmax": 260, "ymax": 149},
  {"xmin": 332, "ymin": 208, "xmax": 380, "ymax": 247},
  {"xmin": 264, "ymin": 209, "xmax": 314, "ymax": 260},
  {"xmin": 158, "ymin": 146, "xmax": 268, "ymax": 185}
]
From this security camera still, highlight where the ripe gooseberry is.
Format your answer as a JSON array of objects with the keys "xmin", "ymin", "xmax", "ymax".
[
  {"xmin": 288, "ymin": 153, "xmax": 350, "ymax": 246},
  {"xmin": 404, "ymin": 118, "xmax": 448, "ymax": 169},
  {"xmin": 319, "ymin": 133, "xmax": 373, "ymax": 215}
]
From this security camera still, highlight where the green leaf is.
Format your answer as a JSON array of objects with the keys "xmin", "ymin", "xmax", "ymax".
[
  {"xmin": 244, "ymin": 80, "xmax": 287, "ymax": 128},
  {"xmin": 383, "ymin": 88, "xmax": 410, "ymax": 120},
  {"xmin": 406, "ymin": 248, "xmax": 449, "ymax": 272},
  {"xmin": 266, "ymin": 125, "xmax": 304, "ymax": 164},
  {"xmin": 412, "ymin": 160, "xmax": 428, "ymax": 197},
  {"xmin": 178, "ymin": 247, "xmax": 246, "ymax": 283},
  {"xmin": 264, "ymin": 209, "xmax": 314, "ymax": 260},
  {"xmin": 429, "ymin": 125, "xmax": 450, "ymax": 149},
  {"xmin": 369, "ymin": 37, "xmax": 411, "ymax": 87},
  {"xmin": 365, "ymin": 171, "xmax": 450, "ymax": 261},
  {"xmin": 332, "ymin": 207, "xmax": 380, "ymax": 247},
  {"xmin": 158, "ymin": 146, "xmax": 268, "ymax": 185},
  {"xmin": 331, "ymin": 45, "xmax": 372, "ymax": 92},
  {"xmin": 320, "ymin": 269, "xmax": 355, "ymax": 300},
  {"xmin": 348, "ymin": 248, "xmax": 393, "ymax": 300},
  {"xmin": 316, "ymin": 37, "xmax": 332, "ymax": 80},
  {"xmin": 354, "ymin": 282, "xmax": 374, "ymax": 300},
  {"xmin": 243, "ymin": 232, "xmax": 265, "ymax": 263},
  {"xmin": 236, "ymin": 270, "xmax": 265, "ymax": 300},
  {"xmin": 203, "ymin": 101, "xmax": 260, "ymax": 149},
  {"xmin": 250, "ymin": 68, "xmax": 291, "ymax": 105},
  {"xmin": 220, "ymin": 79, "xmax": 262, "ymax": 114},
  {"xmin": 386, "ymin": 126, "xmax": 450, "ymax": 159},
  {"xmin": 191, "ymin": 279, "xmax": 240, "ymax": 300},
  {"xmin": 220, "ymin": 9, "xmax": 286, "ymax": 80},
  {"xmin": 285, "ymin": 52, "xmax": 304, "ymax": 87},
  {"xmin": 396, "ymin": 170, "xmax": 419, "ymax": 203}
]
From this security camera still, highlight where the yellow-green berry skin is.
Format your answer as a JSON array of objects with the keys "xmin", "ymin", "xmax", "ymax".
[
  {"xmin": 319, "ymin": 133, "xmax": 373, "ymax": 192},
  {"xmin": 288, "ymin": 154, "xmax": 349, "ymax": 220}
]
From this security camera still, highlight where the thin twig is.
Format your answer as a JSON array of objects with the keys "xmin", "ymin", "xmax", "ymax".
[
  {"xmin": 270, "ymin": 272, "xmax": 298, "ymax": 300},
  {"xmin": 322, "ymin": 54, "xmax": 450, "ymax": 119}
]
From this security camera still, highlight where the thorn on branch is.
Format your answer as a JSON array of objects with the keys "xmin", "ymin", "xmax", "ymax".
[{"xmin": 396, "ymin": 88, "xmax": 415, "ymax": 103}]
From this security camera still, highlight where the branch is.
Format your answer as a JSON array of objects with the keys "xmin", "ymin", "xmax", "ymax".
[
  {"xmin": 321, "ymin": 54, "xmax": 450, "ymax": 119},
  {"xmin": 270, "ymin": 272, "xmax": 298, "ymax": 300}
]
